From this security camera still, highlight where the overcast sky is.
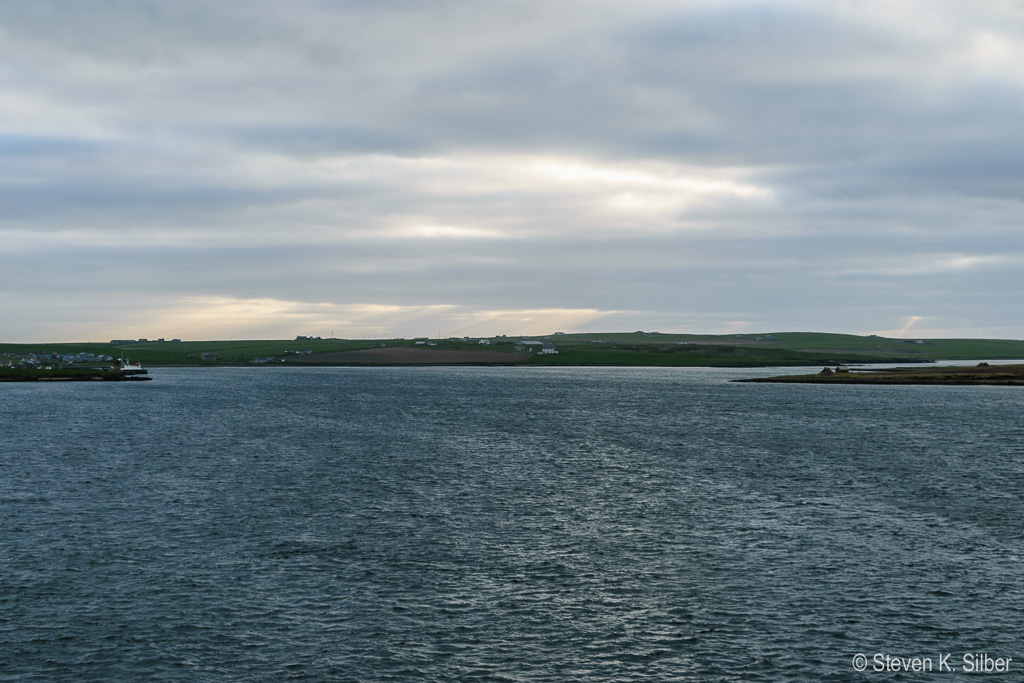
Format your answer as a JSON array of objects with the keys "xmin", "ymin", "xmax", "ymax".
[{"xmin": 2, "ymin": 0, "xmax": 1023, "ymax": 342}]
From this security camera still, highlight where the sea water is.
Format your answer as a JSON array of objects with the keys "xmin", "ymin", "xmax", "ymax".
[{"xmin": 2, "ymin": 366, "xmax": 1022, "ymax": 681}]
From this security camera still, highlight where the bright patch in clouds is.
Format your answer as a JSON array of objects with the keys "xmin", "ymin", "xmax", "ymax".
[
  {"xmin": 147, "ymin": 297, "xmax": 459, "ymax": 339},
  {"xmin": 447, "ymin": 308, "xmax": 616, "ymax": 337},
  {"xmin": 400, "ymin": 224, "xmax": 512, "ymax": 240},
  {"xmin": 119, "ymin": 297, "xmax": 617, "ymax": 340},
  {"xmin": 530, "ymin": 159, "xmax": 772, "ymax": 199},
  {"xmin": 838, "ymin": 253, "xmax": 1022, "ymax": 277}
]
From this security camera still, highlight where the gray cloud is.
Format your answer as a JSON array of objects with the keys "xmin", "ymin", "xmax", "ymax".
[{"xmin": 2, "ymin": 0, "xmax": 1023, "ymax": 340}]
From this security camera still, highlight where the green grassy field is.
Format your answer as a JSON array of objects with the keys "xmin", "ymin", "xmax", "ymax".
[{"xmin": 3, "ymin": 332, "xmax": 1024, "ymax": 367}]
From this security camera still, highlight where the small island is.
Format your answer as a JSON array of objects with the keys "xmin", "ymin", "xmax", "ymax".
[{"xmin": 736, "ymin": 363, "xmax": 1024, "ymax": 385}]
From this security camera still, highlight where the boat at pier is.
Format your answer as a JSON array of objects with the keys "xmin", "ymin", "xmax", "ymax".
[{"xmin": 120, "ymin": 361, "xmax": 148, "ymax": 376}]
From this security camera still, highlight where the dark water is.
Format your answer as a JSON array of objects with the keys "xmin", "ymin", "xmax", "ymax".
[{"xmin": 2, "ymin": 367, "xmax": 1022, "ymax": 681}]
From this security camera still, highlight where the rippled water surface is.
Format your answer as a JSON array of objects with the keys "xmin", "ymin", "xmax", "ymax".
[{"xmin": 2, "ymin": 367, "xmax": 1022, "ymax": 681}]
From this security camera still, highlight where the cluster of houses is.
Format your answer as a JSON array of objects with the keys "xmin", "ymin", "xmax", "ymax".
[
  {"xmin": 413, "ymin": 336, "xmax": 491, "ymax": 346},
  {"xmin": 1, "ymin": 351, "xmax": 115, "ymax": 369},
  {"xmin": 407, "ymin": 336, "xmax": 559, "ymax": 354},
  {"xmin": 248, "ymin": 348, "xmax": 313, "ymax": 364},
  {"xmin": 515, "ymin": 340, "xmax": 559, "ymax": 354}
]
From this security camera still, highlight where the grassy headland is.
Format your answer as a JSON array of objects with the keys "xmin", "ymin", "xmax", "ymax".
[
  {"xmin": 0, "ymin": 367, "xmax": 150, "ymax": 382},
  {"xmin": 736, "ymin": 363, "xmax": 1024, "ymax": 385},
  {"xmin": 3, "ymin": 332, "xmax": 1024, "ymax": 368}
]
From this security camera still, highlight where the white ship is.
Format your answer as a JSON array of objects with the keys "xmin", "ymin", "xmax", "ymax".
[{"xmin": 120, "ymin": 360, "xmax": 148, "ymax": 376}]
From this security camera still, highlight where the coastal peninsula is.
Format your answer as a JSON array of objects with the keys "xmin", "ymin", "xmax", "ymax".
[
  {"xmin": 737, "ymin": 363, "xmax": 1024, "ymax": 385},
  {"xmin": 0, "ymin": 368, "xmax": 151, "ymax": 382}
]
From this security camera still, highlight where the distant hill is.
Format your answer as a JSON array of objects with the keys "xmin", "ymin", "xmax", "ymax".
[{"xmin": 3, "ymin": 332, "xmax": 1024, "ymax": 368}]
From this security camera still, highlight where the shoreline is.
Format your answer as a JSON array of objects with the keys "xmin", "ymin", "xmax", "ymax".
[
  {"xmin": 0, "ymin": 370, "xmax": 152, "ymax": 382},
  {"xmin": 735, "ymin": 363, "xmax": 1024, "ymax": 385}
]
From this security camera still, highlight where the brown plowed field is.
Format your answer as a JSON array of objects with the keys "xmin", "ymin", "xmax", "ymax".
[{"xmin": 287, "ymin": 347, "xmax": 530, "ymax": 364}]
